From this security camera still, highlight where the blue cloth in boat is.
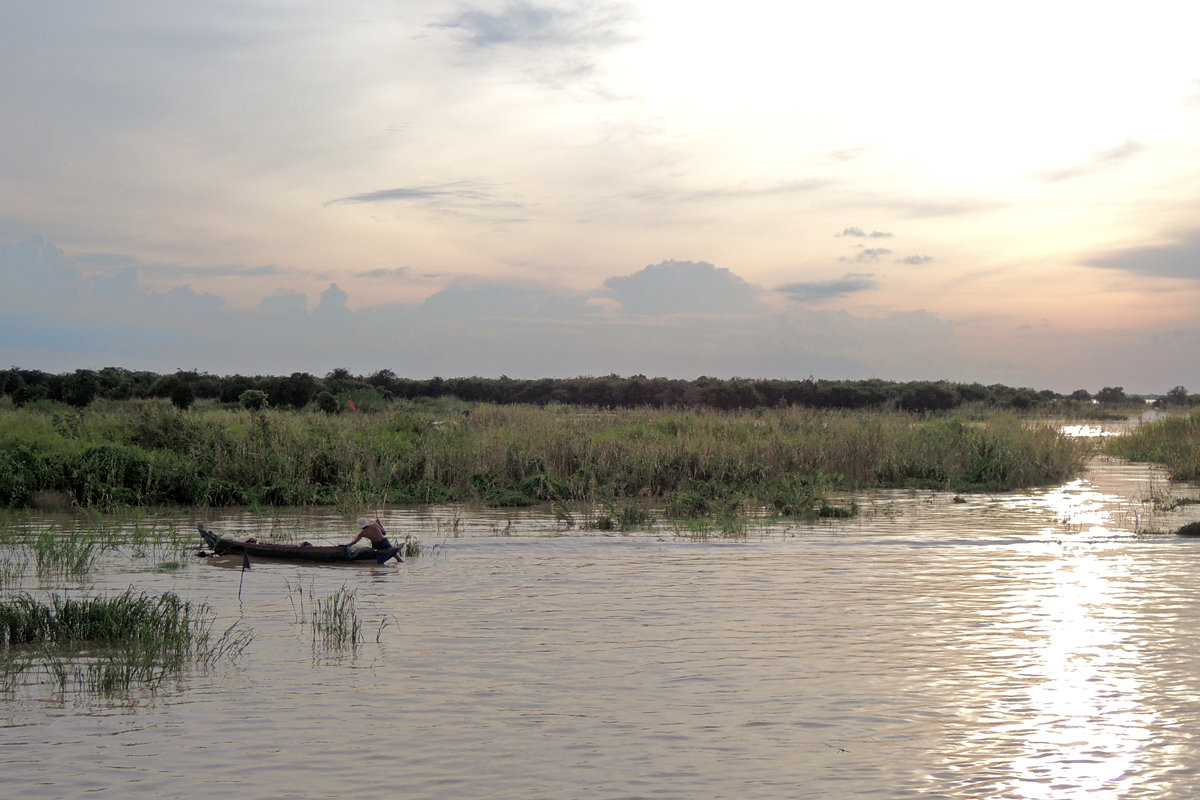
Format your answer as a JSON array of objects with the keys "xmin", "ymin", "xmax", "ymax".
[{"xmin": 372, "ymin": 537, "xmax": 402, "ymax": 563}]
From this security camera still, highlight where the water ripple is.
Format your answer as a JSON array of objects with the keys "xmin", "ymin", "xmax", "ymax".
[{"xmin": 3, "ymin": 459, "xmax": 1200, "ymax": 798}]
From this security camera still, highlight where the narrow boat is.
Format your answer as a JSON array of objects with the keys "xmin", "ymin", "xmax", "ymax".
[{"xmin": 197, "ymin": 523, "xmax": 392, "ymax": 563}]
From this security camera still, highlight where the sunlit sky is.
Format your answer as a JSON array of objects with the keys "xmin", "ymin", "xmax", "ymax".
[{"xmin": 3, "ymin": 1, "xmax": 1199, "ymax": 393}]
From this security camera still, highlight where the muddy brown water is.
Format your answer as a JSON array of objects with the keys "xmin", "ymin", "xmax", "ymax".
[{"xmin": 4, "ymin": 443, "xmax": 1200, "ymax": 798}]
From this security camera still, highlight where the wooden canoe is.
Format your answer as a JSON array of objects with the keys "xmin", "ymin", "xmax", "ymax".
[{"xmin": 197, "ymin": 523, "xmax": 392, "ymax": 563}]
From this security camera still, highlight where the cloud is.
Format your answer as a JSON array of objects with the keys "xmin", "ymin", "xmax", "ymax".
[
  {"xmin": 863, "ymin": 196, "xmax": 1002, "ymax": 219},
  {"xmin": 358, "ymin": 267, "xmax": 411, "ymax": 280},
  {"xmin": 841, "ymin": 248, "xmax": 893, "ymax": 263},
  {"xmin": 435, "ymin": 1, "xmax": 635, "ymax": 86},
  {"xmin": 315, "ymin": 283, "xmax": 350, "ymax": 313},
  {"xmin": 417, "ymin": 282, "xmax": 593, "ymax": 320},
  {"xmin": 8, "ymin": 235, "xmax": 1196, "ymax": 392},
  {"xmin": 837, "ymin": 227, "xmax": 892, "ymax": 238},
  {"xmin": 1036, "ymin": 138, "xmax": 1146, "ymax": 182},
  {"xmin": 0, "ymin": 235, "xmax": 79, "ymax": 291},
  {"xmin": 165, "ymin": 285, "xmax": 226, "ymax": 314},
  {"xmin": 1085, "ymin": 230, "xmax": 1200, "ymax": 281},
  {"xmin": 0, "ymin": 236, "xmax": 364, "ymax": 373},
  {"xmin": 776, "ymin": 273, "xmax": 879, "ymax": 304},
  {"xmin": 824, "ymin": 147, "xmax": 869, "ymax": 165},
  {"xmin": 326, "ymin": 183, "xmax": 503, "ymax": 207},
  {"xmin": 898, "ymin": 255, "xmax": 934, "ymax": 265},
  {"xmin": 602, "ymin": 260, "xmax": 767, "ymax": 315},
  {"xmin": 64, "ymin": 248, "xmax": 316, "ymax": 283},
  {"xmin": 631, "ymin": 179, "xmax": 828, "ymax": 206},
  {"xmin": 438, "ymin": 2, "xmax": 632, "ymax": 50},
  {"xmin": 259, "ymin": 290, "xmax": 309, "ymax": 315}
]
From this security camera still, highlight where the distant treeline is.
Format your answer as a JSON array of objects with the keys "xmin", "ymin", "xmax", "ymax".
[{"xmin": 0, "ymin": 367, "xmax": 1193, "ymax": 414}]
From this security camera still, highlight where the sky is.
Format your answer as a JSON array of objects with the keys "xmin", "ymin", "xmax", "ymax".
[{"xmin": 2, "ymin": 1, "xmax": 1199, "ymax": 394}]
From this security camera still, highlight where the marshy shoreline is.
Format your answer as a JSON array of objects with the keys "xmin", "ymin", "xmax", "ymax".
[{"xmin": 0, "ymin": 398, "xmax": 1107, "ymax": 521}]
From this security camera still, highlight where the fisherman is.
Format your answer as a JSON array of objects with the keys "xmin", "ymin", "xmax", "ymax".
[{"xmin": 347, "ymin": 517, "xmax": 403, "ymax": 565}]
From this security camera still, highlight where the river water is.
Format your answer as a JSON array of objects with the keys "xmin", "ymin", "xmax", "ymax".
[{"xmin": 4, "ymin": 450, "xmax": 1200, "ymax": 799}]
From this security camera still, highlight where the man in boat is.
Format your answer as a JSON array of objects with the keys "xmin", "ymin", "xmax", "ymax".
[{"xmin": 347, "ymin": 517, "xmax": 404, "ymax": 565}]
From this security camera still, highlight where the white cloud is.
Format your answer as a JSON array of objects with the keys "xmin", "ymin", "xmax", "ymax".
[{"xmin": 1036, "ymin": 138, "xmax": 1146, "ymax": 183}]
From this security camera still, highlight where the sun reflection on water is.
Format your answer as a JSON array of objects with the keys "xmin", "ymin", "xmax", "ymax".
[
  {"xmin": 1001, "ymin": 546, "xmax": 1155, "ymax": 799},
  {"xmin": 932, "ymin": 465, "xmax": 1175, "ymax": 798}
]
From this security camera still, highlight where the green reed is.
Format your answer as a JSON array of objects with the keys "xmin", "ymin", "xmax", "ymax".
[
  {"xmin": 285, "ymin": 579, "xmax": 364, "ymax": 649},
  {"xmin": 0, "ymin": 558, "xmax": 24, "ymax": 589},
  {"xmin": 1106, "ymin": 410, "xmax": 1200, "ymax": 481},
  {"xmin": 0, "ymin": 589, "xmax": 253, "ymax": 695},
  {"xmin": 310, "ymin": 586, "xmax": 362, "ymax": 649},
  {"xmin": 0, "ymin": 399, "xmax": 1093, "ymax": 514},
  {"xmin": 33, "ymin": 529, "xmax": 104, "ymax": 579}
]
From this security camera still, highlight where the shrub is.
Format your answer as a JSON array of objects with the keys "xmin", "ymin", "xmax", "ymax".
[
  {"xmin": 316, "ymin": 391, "xmax": 339, "ymax": 415},
  {"xmin": 239, "ymin": 389, "xmax": 269, "ymax": 411}
]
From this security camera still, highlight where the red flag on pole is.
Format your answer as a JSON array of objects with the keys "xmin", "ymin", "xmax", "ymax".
[{"xmin": 348, "ymin": 397, "xmax": 357, "ymax": 411}]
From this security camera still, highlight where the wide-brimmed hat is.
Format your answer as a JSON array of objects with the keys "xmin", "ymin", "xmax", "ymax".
[{"xmin": 356, "ymin": 517, "xmax": 370, "ymax": 528}]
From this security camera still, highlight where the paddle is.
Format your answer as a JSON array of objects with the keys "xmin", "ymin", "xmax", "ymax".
[{"xmin": 238, "ymin": 550, "xmax": 251, "ymax": 599}]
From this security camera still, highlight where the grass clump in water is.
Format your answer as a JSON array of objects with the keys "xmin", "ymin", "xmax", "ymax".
[
  {"xmin": 0, "ymin": 589, "xmax": 253, "ymax": 696},
  {"xmin": 287, "ymin": 580, "xmax": 363, "ymax": 650},
  {"xmin": 311, "ymin": 586, "xmax": 362, "ymax": 649},
  {"xmin": 33, "ymin": 528, "xmax": 104, "ymax": 579}
]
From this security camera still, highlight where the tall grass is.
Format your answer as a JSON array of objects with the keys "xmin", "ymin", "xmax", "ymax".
[
  {"xmin": 34, "ymin": 529, "xmax": 103, "ymax": 579},
  {"xmin": 1106, "ymin": 410, "xmax": 1200, "ymax": 481},
  {"xmin": 2, "ymin": 515, "xmax": 191, "ymax": 581},
  {"xmin": 0, "ymin": 399, "xmax": 1093, "ymax": 513},
  {"xmin": 0, "ymin": 590, "xmax": 253, "ymax": 695},
  {"xmin": 0, "ymin": 558, "xmax": 24, "ymax": 589},
  {"xmin": 311, "ymin": 586, "xmax": 362, "ymax": 649},
  {"xmin": 287, "ymin": 579, "xmax": 363, "ymax": 649}
]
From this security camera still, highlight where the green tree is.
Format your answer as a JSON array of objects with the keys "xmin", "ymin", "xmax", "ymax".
[
  {"xmin": 1096, "ymin": 386, "xmax": 1127, "ymax": 404},
  {"xmin": 239, "ymin": 389, "xmax": 269, "ymax": 411},
  {"xmin": 316, "ymin": 391, "xmax": 339, "ymax": 415},
  {"xmin": 170, "ymin": 381, "xmax": 196, "ymax": 410},
  {"xmin": 279, "ymin": 372, "xmax": 318, "ymax": 409},
  {"xmin": 62, "ymin": 369, "xmax": 100, "ymax": 408},
  {"xmin": 10, "ymin": 383, "xmax": 47, "ymax": 407}
]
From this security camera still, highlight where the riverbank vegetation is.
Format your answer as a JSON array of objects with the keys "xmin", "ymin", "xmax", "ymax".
[
  {"xmin": 0, "ymin": 396, "xmax": 1093, "ymax": 519},
  {"xmin": 1106, "ymin": 409, "xmax": 1200, "ymax": 482},
  {"xmin": 4, "ymin": 366, "xmax": 1187, "ymax": 415}
]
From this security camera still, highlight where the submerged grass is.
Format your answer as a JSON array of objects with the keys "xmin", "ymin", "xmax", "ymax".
[
  {"xmin": 3, "ymin": 514, "xmax": 193, "ymax": 580},
  {"xmin": 286, "ymin": 579, "xmax": 365, "ymax": 650},
  {"xmin": 0, "ymin": 589, "xmax": 253, "ymax": 696},
  {"xmin": 33, "ymin": 529, "xmax": 103, "ymax": 579},
  {"xmin": 311, "ymin": 586, "xmax": 362, "ymax": 649}
]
